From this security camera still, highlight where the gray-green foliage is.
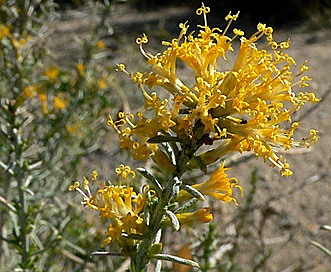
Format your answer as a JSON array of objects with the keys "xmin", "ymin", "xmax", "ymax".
[{"xmin": 0, "ymin": 0, "xmax": 116, "ymax": 270}]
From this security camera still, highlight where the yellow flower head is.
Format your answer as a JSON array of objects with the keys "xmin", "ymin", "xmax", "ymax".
[
  {"xmin": 112, "ymin": 3, "xmax": 319, "ymax": 175},
  {"xmin": 69, "ymin": 169, "xmax": 148, "ymax": 250}
]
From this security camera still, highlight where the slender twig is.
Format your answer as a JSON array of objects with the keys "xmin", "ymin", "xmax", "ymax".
[{"xmin": 15, "ymin": 127, "xmax": 29, "ymax": 269}]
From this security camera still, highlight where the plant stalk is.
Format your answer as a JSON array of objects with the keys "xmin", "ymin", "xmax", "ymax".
[{"xmin": 133, "ymin": 135, "xmax": 203, "ymax": 271}]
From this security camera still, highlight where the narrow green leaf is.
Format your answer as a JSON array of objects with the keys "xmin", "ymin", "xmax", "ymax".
[
  {"xmin": 182, "ymin": 184, "xmax": 205, "ymax": 201},
  {"xmin": 172, "ymin": 177, "xmax": 181, "ymax": 199},
  {"xmin": 153, "ymin": 253, "xmax": 200, "ymax": 268},
  {"xmin": 191, "ymin": 156, "xmax": 207, "ymax": 174},
  {"xmin": 311, "ymin": 241, "xmax": 331, "ymax": 256},
  {"xmin": 155, "ymin": 260, "xmax": 162, "ymax": 272},
  {"xmin": 148, "ymin": 243, "xmax": 163, "ymax": 256},
  {"xmin": 90, "ymin": 251, "xmax": 122, "ymax": 257},
  {"xmin": 161, "ymin": 142, "xmax": 177, "ymax": 165},
  {"xmin": 63, "ymin": 239, "xmax": 87, "ymax": 255},
  {"xmin": 137, "ymin": 167, "xmax": 163, "ymax": 194},
  {"xmin": 147, "ymin": 135, "xmax": 180, "ymax": 143},
  {"xmin": 143, "ymin": 207, "xmax": 151, "ymax": 225},
  {"xmin": 0, "ymin": 196, "xmax": 17, "ymax": 212},
  {"xmin": 21, "ymin": 186, "xmax": 35, "ymax": 196},
  {"xmin": 122, "ymin": 233, "xmax": 146, "ymax": 240},
  {"xmin": 174, "ymin": 198, "xmax": 198, "ymax": 214},
  {"xmin": 0, "ymin": 160, "xmax": 14, "ymax": 175},
  {"xmin": 165, "ymin": 210, "xmax": 180, "ymax": 231},
  {"xmin": 320, "ymin": 225, "xmax": 331, "ymax": 232}
]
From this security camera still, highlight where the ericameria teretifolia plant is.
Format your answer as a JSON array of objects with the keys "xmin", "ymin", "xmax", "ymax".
[{"xmin": 70, "ymin": 3, "xmax": 320, "ymax": 271}]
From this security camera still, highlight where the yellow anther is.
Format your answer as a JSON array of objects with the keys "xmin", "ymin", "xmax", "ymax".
[
  {"xmin": 196, "ymin": 2, "xmax": 210, "ymax": 16},
  {"xmin": 92, "ymin": 170, "xmax": 98, "ymax": 181},
  {"xmin": 233, "ymin": 28, "xmax": 244, "ymax": 36},
  {"xmin": 225, "ymin": 11, "xmax": 240, "ymax": 21},
  {"xmin": 300, "ymin": 62, "xmax": 310, "ymax": 72},
  {"xmin": 136, "ymin": 33, "xmax": 149, "ymax": 45},
  {"xmin": 196, "ymin": 3, "xmax": 210, "ymax": 26},
  {"xmin": 69, "ymin": 181, "xmax": 80, "ymax": 191},
  {"xmin": 115, "ymin": 63, "xmax": 126, "ymax": 72}
]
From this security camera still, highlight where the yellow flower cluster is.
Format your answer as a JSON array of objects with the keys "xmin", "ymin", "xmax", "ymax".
[
  {"xmin": 69, "ymin": 167, "xmax": 148, "ymax": 254},
  {"xmin": 14, "ymin": 66, "xmax": 69, "ymax": 113},
  {"xmin": 70, "ymin": 4, "xmax": 321, "ymax": 267},
  {"xmin": 0, "ymin": 23, "xmax": 11, "ymax": 40},
  {"xmin": 111, "ymin": 3, "xmax": 319, "ymax": 176},
  {"xmin": 69, "ymin": 163, "xmax": 241, "ymax": 251}
]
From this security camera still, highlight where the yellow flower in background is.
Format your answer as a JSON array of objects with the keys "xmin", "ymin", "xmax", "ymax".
[
  {"xmin": 11, "ymin": 36, "xmax": 30, "ymax": 50},
  {"xmin": 39, "ymin": 93, "xmax": 48, "ymax": 114},
  {"xmin": 53, "ymin": 93, "xmax": 68, "ymax": 110},
  {"xmin": 76, "ymin": 62, "xmax": 85, "ymax": 77},
  {"xmin": 66, "ymin": 123, "xmax": 79, "ymax": 134},
  {"xmin": 23, "ymin": 85, "xmax": 38, "ymax": 98},
  {"xmin": 96, "ymin": 40, "xmax": 105, "ymax": 49},
  {"xmin": 69, "ymin": 168, "xmax": 148, "ymax": 252},
  {"xmin": 15, "ymin": 84, "xmax": 41, "ymax": 108},
  {"xmin": 0, "ymin": 24, "xmax": 11, "ymax": 39},
  {"xmin": 44, "ymin": 66, "xmax": 59, "ymax": 82},
  {"xmin": 66, "ymin": 121, "xmax": 84, "ymax": 139},
  {"xmin": 97, "ymin": 77, "xmax": 107, "ymax": 90},
  {"xmin": 113, "ymin": 2, "xmax": 319, "ymax": 176},
  {"xmin": 38, "ymin": 92, "xmax": 68, "ymax": 113}
]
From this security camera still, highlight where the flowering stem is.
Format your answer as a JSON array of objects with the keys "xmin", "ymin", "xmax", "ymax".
[
  {"xmin": 134, "ymin": 172, "xmax": 184, "ymax": 270},
  {"xmin": 133, "ymin": 131, "xmax": 204, "ymax": 270}
]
